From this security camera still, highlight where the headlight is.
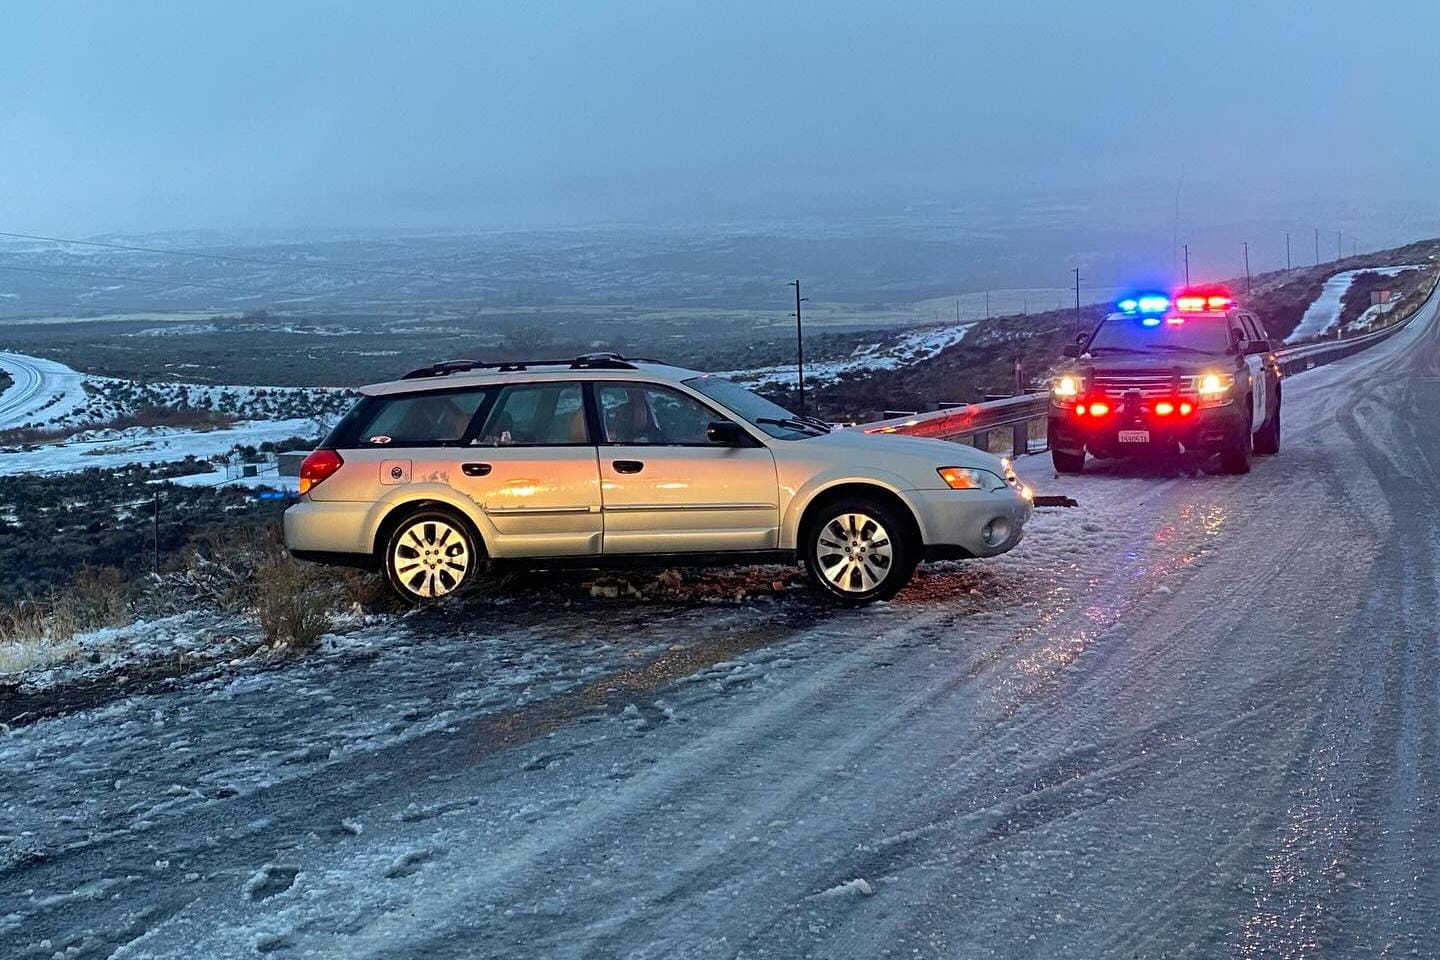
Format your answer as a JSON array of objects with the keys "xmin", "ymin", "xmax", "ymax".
[
  {"xmin": 1190, "ymin": 371, "xmax": 1235, "ymax": 407},
  {"xmin": 999, "ymin": 457, "xmax": 1020, "ymax": 484},
  {"xmin": 1193, "ymin": 372, "xmax": 1234, "ymax": 395},
  {"xmin": 938, "ymin": 466, "xmax": 1007, "ymax": 491},
  {"xmin": 1052, "ymin": 375, "xmax": 1082, "ymax": 397}
]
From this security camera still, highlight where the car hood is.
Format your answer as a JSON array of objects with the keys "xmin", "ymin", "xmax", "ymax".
[
  {"xmin": 1075, "ymin": 353, "xmax": 1225, "ymax": 375},
  {"xmin": 809, "ymin": 427, "xmax": 1006, "ymax": 471}
]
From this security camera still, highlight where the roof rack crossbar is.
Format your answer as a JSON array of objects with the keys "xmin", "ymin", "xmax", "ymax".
[{"xmin": 399, "ymin": 352, "xmax": 656, "ymax": 380}]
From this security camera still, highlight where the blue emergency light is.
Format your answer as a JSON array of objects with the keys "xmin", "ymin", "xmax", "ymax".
[{"xmin": 1118, "ymin": 293, "xmax": 1170, "ymax": 315}]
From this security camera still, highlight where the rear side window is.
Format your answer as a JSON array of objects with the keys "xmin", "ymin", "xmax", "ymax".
[
  {"xmin": 351, "ymin": 389, "xmax": 489, "ymax": 446},
  {"xmin": 476, "ymin": 383, "xmax": 588, "ymax": 445}
]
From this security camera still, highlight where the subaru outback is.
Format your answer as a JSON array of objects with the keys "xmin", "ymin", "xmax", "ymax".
[{"xmin": 285, "ymin": 353, "xmax": 1033, "ymax": 603}]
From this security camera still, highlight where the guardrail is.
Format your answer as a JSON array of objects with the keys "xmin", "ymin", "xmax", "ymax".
[{"xmin": 853, "ymin": 274, "xmax": 1436, "ymax": 452}]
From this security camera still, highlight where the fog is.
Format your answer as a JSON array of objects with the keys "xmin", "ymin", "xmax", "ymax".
[{"xmin": 3, "ymin": 0, "xmax": 1439, "ymax": 280}]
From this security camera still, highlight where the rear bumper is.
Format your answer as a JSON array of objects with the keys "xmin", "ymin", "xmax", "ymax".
[
  {"xmin": 1049, "ymin": 403, "xmax": 1245, "ymax": 458},
  {"xmin": 908, "ymin": 487, "xmax": 1032, "ymax": 559},
  {"xmin": 283, "ymin": 499, "xmax": 375, "ymax": 557}
]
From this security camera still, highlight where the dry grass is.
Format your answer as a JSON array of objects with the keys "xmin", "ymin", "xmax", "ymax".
[{"xmin": 253, "ymin": 557, "xmax": 332, "ymax": 651}]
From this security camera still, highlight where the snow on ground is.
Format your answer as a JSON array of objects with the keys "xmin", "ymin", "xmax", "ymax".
[
  {"xmin": 0, "ymin": 418, "xmax": 319, "ymax": 475},
  {"xmin": 0, "ymin": 352, "xmax": 91, "ymax": 429},
  {"xmin": 728, "ymin": 319, "xmax": 979, "ymax": 387},
  {"xmin": 1284, "ymin": 264, "xmax": 1422, "ymax": 342}
]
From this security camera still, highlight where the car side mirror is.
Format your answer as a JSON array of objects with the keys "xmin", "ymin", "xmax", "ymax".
[
  {"xmin": 1245, "ymin": 339, "xmax": 1271, "ymax": 356},
  {"xmin": 706, "ymin": 420, "xmax": 748, "ymax": 445},
  {"xmin": 1062, "ymin": 344, "xmax": 1081, "ymax": 358}
]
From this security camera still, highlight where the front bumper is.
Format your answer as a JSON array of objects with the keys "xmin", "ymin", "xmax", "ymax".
[
  {"xmin": 1048, "ymin": 402, "xmax": 1245, "ymax": 458},
  {"xmin": 908, "ymin": 486, "xmax": 1032, "ymax": 560}
]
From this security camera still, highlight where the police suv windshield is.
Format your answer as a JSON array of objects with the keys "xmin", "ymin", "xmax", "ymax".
[{"xmin": 1087, "ymin": 313, "xmax": 1231, "ymax": 356}]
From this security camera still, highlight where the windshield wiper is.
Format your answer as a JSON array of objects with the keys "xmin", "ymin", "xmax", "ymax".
[{"xmin": 755, "ymin": 416, "xmax": 828, "ymax": 435}]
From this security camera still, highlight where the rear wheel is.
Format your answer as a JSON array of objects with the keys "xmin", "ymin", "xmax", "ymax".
[
  {"xmin": 803, "ymin": 497, "xmax": 917, "ymax": 603},
  {"xmin": 1253, "ymin": 399, "xmax": 1280, "ymax": 455},
  {"xmin": 1051, "ymin": 449, "xmax": 1085, "ymax": 474},
  {"xmin": 384, "ymin": 510, "xmax": 479, "ymax": 602},
  {"xmin": 1219, "ymin": 409, "xmax": 1253, "ymax": 475}
]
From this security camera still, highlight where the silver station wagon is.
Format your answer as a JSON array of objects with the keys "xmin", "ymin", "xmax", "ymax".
[{"xmin": 285, "ymin": 353, "xmax": 1033, "ymax": 603}]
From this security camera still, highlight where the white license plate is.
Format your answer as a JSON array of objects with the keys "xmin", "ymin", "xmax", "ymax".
[{"xmin": 1118, "ymin": 429, "xmax": 1150, "ymax": 443}]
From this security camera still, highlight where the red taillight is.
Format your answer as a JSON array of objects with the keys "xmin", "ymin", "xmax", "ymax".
[
  {"xmin": 1087, "ymin": 401, "xmax": 1110, "ymax": 416},
  {"xmin": 1179, "ymin": 401, "xmax": 1194, "ymax": 416},
  {"xmin": 1154, "ymin": 401, "xmax": 1175, "ymax": 416},
  {"xmin": 299, "ymin": 449, "xmax": 344, "ymax": 495}
]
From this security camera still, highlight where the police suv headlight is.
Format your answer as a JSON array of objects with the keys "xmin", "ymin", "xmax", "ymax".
[
  {"xmin": 1051, "ymin": 374, "xmax": 1083, "ymax": 407},
  {"xmin": 938, "ymin": 467, "xmax": 1008, "ymax": 491},
  {"xmin": 1191, "ymin": 372, "xmax": 1235, "ymax": 407}
]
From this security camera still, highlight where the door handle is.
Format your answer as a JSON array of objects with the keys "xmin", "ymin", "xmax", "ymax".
[
  {"xmin": 612, "ymin": 460, "xmax": 645, "ymax": 475},
  {"xmin": 461, "ymin": 462, "xmax": 492, "ymax": 477}
]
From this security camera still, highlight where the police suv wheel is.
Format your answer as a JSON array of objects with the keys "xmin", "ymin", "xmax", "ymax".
[
  {"xmin": 1051, "ymin": 449, "xmax": 1085, "ymax": 474},
  {"xmin": 1220, "ymin": 411, "xmax": 1253, "ymax": 475}
]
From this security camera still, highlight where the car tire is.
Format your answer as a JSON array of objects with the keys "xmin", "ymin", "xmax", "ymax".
[
  {"xmin": 1051, "ymin": 449, "xmax": 1085, "ymax": 474},
  {"xmin": 803, "ymin": 497, "xmax": 917, "ymax": 604},
  {"xmin": 1219, "ymin": 409, "xmax": 1253, "ymax": 475},
  {"xmin": 383, "ymin": 509, "xmax": 481, "ymax": 602},
  {"xmin": 1253, "ymin": 400, "xmax": 1280, "ymax": 455}
]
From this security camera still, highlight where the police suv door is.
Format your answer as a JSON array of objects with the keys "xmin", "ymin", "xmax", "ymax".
[{"xmin": 1237, "ymin": 313, "xmax": 1268, "ymax": 428}]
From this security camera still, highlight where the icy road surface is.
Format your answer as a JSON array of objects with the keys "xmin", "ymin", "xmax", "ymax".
[
  {"xmin": 0, "ymin": 352, "xmax": 89, "ymax": 430},
  {"xmin": 5, "ymin": 295, "xmax": 1440, "ymax": 957}
]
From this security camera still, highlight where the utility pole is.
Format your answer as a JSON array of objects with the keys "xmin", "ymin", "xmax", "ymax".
[
  {"xmin": 788, "ymin": 280, "xmax": 808, "ymax": 416},
  {"xmin": 1072, "ymin": 267, "xmax": 1082, "ymax": 339},
  {"xmin": 1286, "ymin": 232, "xmax": 1291, "ymax": 271},
  {"xmin": 152, "ymin": 491, "xmax": 160, "ymax": 575},
  {"xmin": 1243, "ymin": 241, "xmax": 1251, "ymax": 296},
  {"xmin": 1337, "ymin": 230, "xmax": 1342, "ymax": 261},
  {"xmin": 985, "ymin": 290, "xmax": 990, "ymax": 320},
  {"xmin": 1314, "ymin": 228, "xmax": 1320, "ymax": 265},
  {"xmin": 1183, "ymin": 244, "xmax": 1190, "ymax": 287},
  {"xmin": 955, "ymin": 298, "xmax": 960, "ymax": 323}
]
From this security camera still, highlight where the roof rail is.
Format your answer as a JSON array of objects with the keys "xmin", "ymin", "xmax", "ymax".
[{"xmin": 398, "ymin": 352, "xmax": 664, "ymax": 380}]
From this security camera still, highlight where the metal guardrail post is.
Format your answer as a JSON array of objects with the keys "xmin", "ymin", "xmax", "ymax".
[{"xmin": 1013, "ymin": 421, "xmax": 1029, "ymax": 457}]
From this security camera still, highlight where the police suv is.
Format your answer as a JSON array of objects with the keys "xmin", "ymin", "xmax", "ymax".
[{"xmin": 1047, "ymin": 290, "xmax": 1282, "ymax": 474}]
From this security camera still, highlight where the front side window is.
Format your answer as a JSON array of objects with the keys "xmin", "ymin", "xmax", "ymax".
[
  {"xmin": 477, "ymin": 382, "xmax": 588, "ymax": 445},
  {"xmin": 352, "ymin": 389, "xmax": 488, "ymax": 446},
  {"xmin": 596, "ymin": 383, "xmax": 722, "ymax": 445}
]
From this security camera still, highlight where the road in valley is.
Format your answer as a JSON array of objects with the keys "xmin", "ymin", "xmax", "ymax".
[
  {"xmin": 0, "ymin": 352, "xmax": 89, "ymax": 430},
  {"xmin": 3, "ymin": 289, "xmax": 1440, "ymax": 958}
]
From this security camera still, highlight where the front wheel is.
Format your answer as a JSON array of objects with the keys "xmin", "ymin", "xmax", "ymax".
[
  {"xmin": 1052, "ymin": 449, "xmax": 1085, "ymax": 474},
  {"xmin": 384, "ymin": 510, "xmax": 479, "ymax": 602},
  {"xmin": 803, "ymin": 498, "xmax": 917, "ymax": 603},
  {"xmin": 1219, "ymin": 411, "xmax": 1253, "ymax": 475}
]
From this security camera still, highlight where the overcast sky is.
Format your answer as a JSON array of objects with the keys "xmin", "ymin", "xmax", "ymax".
[{"xmin": 3, "ymin": 0, "xmax": 1438, "ymax": 248}]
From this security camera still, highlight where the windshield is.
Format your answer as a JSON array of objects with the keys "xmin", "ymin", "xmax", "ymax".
[
  {"xmin": 1087, "ymin": 314, "xmax": 1231, "ymax": 355},
  {"xmin": 684, "ymin": 375, "xmax": 822, "ymax": 440}
]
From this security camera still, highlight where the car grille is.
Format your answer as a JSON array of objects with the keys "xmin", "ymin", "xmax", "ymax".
[{"xmin": 1091, "ymin": 373, "xmax": 1179, "ymax": 399}]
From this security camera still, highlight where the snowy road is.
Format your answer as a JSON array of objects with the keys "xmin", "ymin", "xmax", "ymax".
[
  {"xmin": 5, "ymin": 294, "xmax": 1440, "ymax": 957},
  {"xmin": 0, "ymin": 352, "xmax": 89, "ymax": 430}
]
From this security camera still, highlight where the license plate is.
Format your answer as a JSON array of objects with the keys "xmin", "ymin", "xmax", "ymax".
[{"xmin": 1118, "ymin": 429, "xmax": 1150, "ymax": 443}]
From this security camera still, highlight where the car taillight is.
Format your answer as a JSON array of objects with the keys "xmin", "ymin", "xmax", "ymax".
[{"xmin": 299, "ymin": 449, "xmax": 344, "ymax": 495}]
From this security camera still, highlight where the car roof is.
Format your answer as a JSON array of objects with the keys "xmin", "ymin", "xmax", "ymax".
[{"xmin": 359, "ymin": 355, "xmax": 706, "ymax": 397}]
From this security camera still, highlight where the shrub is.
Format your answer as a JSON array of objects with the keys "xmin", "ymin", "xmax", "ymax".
[{"xmin": 253, "ymin": 557, "xmax": 332, "ymax": 652}]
